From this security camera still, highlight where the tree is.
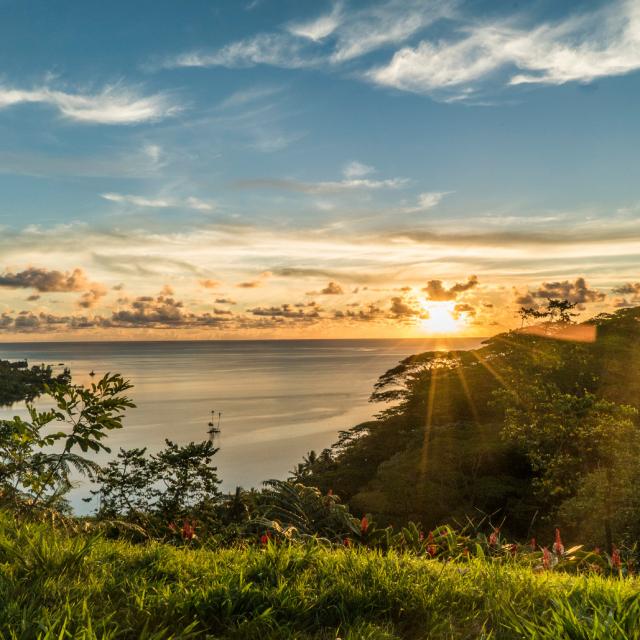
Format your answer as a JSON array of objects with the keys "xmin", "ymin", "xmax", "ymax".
[{"xmin": 0, "ymin": 373, "xmax": 134, "ymax": 510}]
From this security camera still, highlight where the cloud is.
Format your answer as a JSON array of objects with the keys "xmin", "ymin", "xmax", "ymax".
[
  {"xmin": 235, "ymin": 175, "xmax": 407, "ymax": 194},
  {"xmin": 321, "ymin": 281, "xmax": 344, "ymax": 295},
  {"xmin": 612, "ymin": 282, "xmax": 640, "ymax": 295},
  {"xmin": 166, "ymin": 0, "xmax": 452, "ymax": 69},
  {"xmin": 342, "ymin": 160, "xmax": 374, "ymax": 179},
  {"xmin": 0, "ymin": 267, "xmax": 88, "ymax": 292},
  {"xmin": 78, "ymin": 284, "xmax": 108, "ymax": 309},
  {"xmin": 200, "ymin": 279, "xmax": 221, "ymax": 289},
  {"xmin": 215, "ymin": 298, "xmax": 236, "ymax": 304},
  {"xmin": 248, "ymin": 304, "xmax": 320, "ymax": 319},
  {"xmin": 101, "ymin": 193, "xmax": 215, "ymax": 211},
  {"xmin": 402, "ymin": 191, "xmax": 450, "ymax": 212},
  {"xmin": 423, "ymin": 275, "xmax": 478, "ymax": 301},
  {"xmin": 389, "ymin": 296, "xmax": 423, "ymax": 319},
  {"xmin": 531, "ymin": 277, "xmax": 605, "ymax": 305},
  {"xmin": 367, "ymin": 1, "xmax": 640, "ymax": 98},
  {"xmin": 287, "ymin": 4, "xmax": 342, "ymax": 42},
  {"xmin": 0, "ymin": 84, "xmax": 180, "ymax": 124}
]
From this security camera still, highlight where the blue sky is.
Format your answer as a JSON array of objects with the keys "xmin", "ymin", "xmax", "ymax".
[{"xmin": 0, "ymin": 0, "xmax": 639, "ymax": 339}]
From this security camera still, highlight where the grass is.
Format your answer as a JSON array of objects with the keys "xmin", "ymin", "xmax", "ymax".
[{"xmin": 1, "ymin": 515, "xmax": 640, "ymax": 639}]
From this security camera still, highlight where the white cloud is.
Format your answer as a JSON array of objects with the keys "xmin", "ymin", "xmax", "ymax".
[
  {"xmin": 237, "ymin": 175, "xmax": 408, "ymax": 194},
  {"xmin": 170, "ymin": 33, "xmax": 316, "ymax": 69},
  {"xmin": 166, "ymin": 0, "xmax": 454, "ymax": 70},
  {"xmin": 368, "ymin": 0, "xmax": 640, "ymax": 96},
  {"xmin": 287, "ymin": 4, "xmax": 342, "ymax": 42},
  {"xmin": 0, "ymin": 84, "xmax": 181, "ymax": 124},
  {"xmin": 101, "ymin": 193, "xmax": 215, "ymax": 211},
  {"xmin": 342, "ymin": 161, "xmax": 375, "ymax": 179},
  {"xmin": 403, "ymin": 191, "xmax": 450, "ymax": 212}
]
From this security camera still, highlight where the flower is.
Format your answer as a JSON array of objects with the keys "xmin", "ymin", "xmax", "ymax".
[
  {"xmin": 260, "ymin": 531, "xmax": 272, "ymax": 545},
  {"xmin": 611, "ymin": 545, "xmax": 622, "ymax": 570},
  {"xmin": 426, "ymin": 531, "xmax": 437, "ymax": 558},
  {"xmin": 181, "ymin": 519, "xmax": 196, "ymax": 541},
  {"xmin": 552, "ymin": 528, "xmax": 565, "ymax": 556},
  {"xmin": 343, "ymin": 537, "xmax": 351, "ymax": 547},
  {"xmin": 360, "ymin": 516, "xmax": 369, "ymax": 536},
  {"xmin": 488, "ymin": 528, "xmax": 499, "ymax": 547},
  {"xmin": 542, "ymin": 546, "xmax": 551, "ymax": 569},
  {"xmin": 530, "ymin": 538, "xmax": 537, "ymax": 551}
]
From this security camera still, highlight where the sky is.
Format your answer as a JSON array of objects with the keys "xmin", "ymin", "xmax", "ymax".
[{"xmin": 0, "ymin": 0, "xmax": 639, "ymax": 340}]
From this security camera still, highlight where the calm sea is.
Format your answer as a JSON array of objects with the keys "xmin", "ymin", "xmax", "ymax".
[{"xmin": 0, "ymin": 339, "xmax": 483, "ymax": 510}]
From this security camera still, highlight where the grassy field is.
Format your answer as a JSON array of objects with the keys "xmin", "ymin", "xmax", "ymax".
[{"xmin": 1, "ymin": 516, "xmax": 640, "ymax": 639}]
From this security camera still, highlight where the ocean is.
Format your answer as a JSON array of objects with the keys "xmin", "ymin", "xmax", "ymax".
[{"xmin": 0, "ymin": 338, "xmax": 483, "ymax": 510}]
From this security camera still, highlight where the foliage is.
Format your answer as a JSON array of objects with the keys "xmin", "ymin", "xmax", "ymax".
[
  {"xmin": 93, "ymin": 439, "xmax": 222, "ymax": 533},
  {"xmin": 0, "ymin": 373, "xmax": 134, "ymax": 511},
  {"xmin": 1, "ymin": 511, "xmax": 640, "ymax": 639},
  {"xmin": 0, "ymin": 359, "xmax": 70, "ymax": 407},
  {"xmin": 295, "ymin": 304, "xmax": 640, "ymax": 543}
]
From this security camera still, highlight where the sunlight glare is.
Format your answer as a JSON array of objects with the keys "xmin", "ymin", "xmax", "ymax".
[{"xmin": 420, "ymin": 301, "xmax": 467, "ymax": 334}]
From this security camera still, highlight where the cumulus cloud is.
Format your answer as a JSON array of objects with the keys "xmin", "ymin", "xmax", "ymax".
[
  {"xmin": 248, "ymin": 304, "xmax": 320, "ymax": 319},
  {"xmin": 612, "ymin": 282, "xmax": 640, "ymax": 295},
  {"xmin": 423, "ymin": 275, "xmax": 478, "ymax": 301},
  {"xmin": 78, "ymin": 284, "xmax": 108, "ymax": 309},
  {"xmin": 532, "ymin": 277, "xmax": 605, "ymax": 305},
  {"xmin": 0, "ymin": 267, "xmax": 88, "ymax": 292},
  {"xmin": 0, "ymin": 84, "xmax": 180, "ymax": 124},
  {"xmin": 321, "ymin": 281, "xmax": 344, "ymax": 295}
]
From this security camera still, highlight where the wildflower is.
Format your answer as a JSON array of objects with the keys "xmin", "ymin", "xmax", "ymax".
[
  {"xmin": 542, "ymin": 546, "xmax": 551, "ymax": 569},
  {"xmin": 426, "ymin": 531, "xmax": 437, "ymax": 558},
  {"xmin": 552, "ymin": 528, "xmax": 565, "ymax": 556},
  {"xmin": 181, "ymin": 519, "xmax": 196, "ymax": 541},
  {"xmin": 260, "ymin": 531, "xmax": 272, "ymax": 545},
  {"xmin": 360, "ymin": 516, "xmax": 369, "ymax": 536},
  {"xmin": 509, "ymin": 543, "xmax": 518, "ymax": 557},
  {"xmin": 530, "ymin": 538, "xmax": 536, "ymax": 551},
  {"xmin": 611, "ymin": 545, "xmax": 622, "ymax": 570},
  {"xmin": 343, "ymin": 537, "xmax": 351, "ymax": 547},
  {"xmin": 488, "ymin": 528, "xmax": 499, "ymax": 547},
  {"xmin": 419, "ymin": 531, "xmax": 425, "ymax": 541}
]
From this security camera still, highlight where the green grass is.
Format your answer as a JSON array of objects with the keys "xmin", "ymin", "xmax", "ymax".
[{"xmin": 1, "ymin": 516, "xmax": 640, "ymax": 639}]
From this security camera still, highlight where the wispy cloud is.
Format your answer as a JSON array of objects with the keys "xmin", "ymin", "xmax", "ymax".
[
  {"xmin": 287, "ymin": 3, "xmax": 343, "ymax": 42},
  {"xmin": 101, "ymin": 193, "xmax": 215, "ymax": 211},
  {"xmin": 0, "ymin": 84, "xmax": 181, "ymax": 124},
  {"xmin": 368, "ymin": 0, "xmax": 640, "ymax": 97}
]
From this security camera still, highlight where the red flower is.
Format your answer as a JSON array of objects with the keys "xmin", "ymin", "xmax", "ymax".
[
  {"xmin": 542, "ymin": 547, "xmax": 551, "ymax": 569},
  {"xmin": 419, "ymin": 531, "xmax": 425, "ymax": 541},
  {"xmin": 181, "ymin": 519, "xmax": 196, "ymax": 541},
  {"xmin": 426, "ymin": 531, "xmax": 437, "ymax": 557},
  {"xmin": 530, "ymin": 538, "xmax": 537, "ymax": 551},
  {"xmin": 611, "ymin": 546, "xmax": 622, "ymax": 570},
  {"xmin": 509, "ymin": 543, "xmax": 518, "ymax": 556},
  {"xmin": 552, "ymin": 528, "xmax": 565, "ymax": 556},
  {"xmin": 260, "ymin": 531, "xmax": 273, "ymax": 545},
  {"xmin": 343, "ymin": 537, "xmax": 351, "ymax": 547},
  {"xmin": 360, "ymin": 516, "xmax": 369, "ymax": 536},
  {"xmin": 488, "ymin": 528, "xmax": 499, "ymax": 547}
]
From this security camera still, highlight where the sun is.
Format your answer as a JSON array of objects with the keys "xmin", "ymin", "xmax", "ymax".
[{"xmin": 420, "ymin": 300, "xmax": 467, "ymax": 334}]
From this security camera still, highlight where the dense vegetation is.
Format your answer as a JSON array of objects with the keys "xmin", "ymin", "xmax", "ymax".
[
  {"xmin": 0, "ymin": 359, "xmax": 69, "ymax": 407},
  {"xmin": 1, "ymin": 512, "xmax": 639, "ymax": 640},
  {"xmin": 294, "ymin": 305, "xmax": 640, "ymax": 547},
  {"xmin": 2, "ymin": 302, "xmax": 640, "ymax": 638}
]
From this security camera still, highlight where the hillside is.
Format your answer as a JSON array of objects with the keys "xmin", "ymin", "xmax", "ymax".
[{"xmin": 295, "ymin": 307, "xmax": 640, "ymax": 543}]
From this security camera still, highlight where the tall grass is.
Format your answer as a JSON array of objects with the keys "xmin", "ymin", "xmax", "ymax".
[{"xmin": 1, "ymin": 514, "xmax": 640, "ymax": 639}]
